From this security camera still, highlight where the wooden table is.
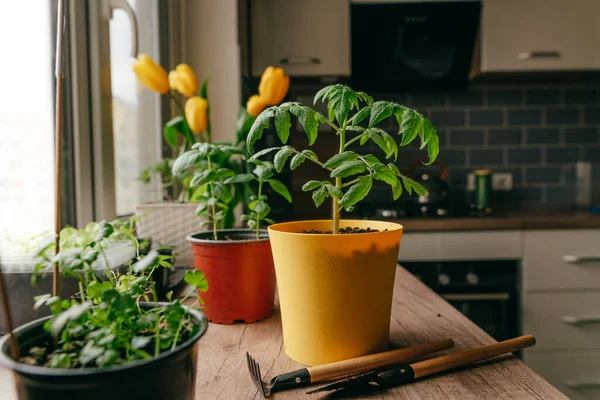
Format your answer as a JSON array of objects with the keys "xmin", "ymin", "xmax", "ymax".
[{"xmin": 0, "ymin": 267, "xmax": 566, "ymax": 399}]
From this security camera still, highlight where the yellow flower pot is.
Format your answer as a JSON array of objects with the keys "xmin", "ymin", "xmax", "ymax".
[{"xmin": 268, "ymin": 219, "xmax": 403, "ymax": 366}]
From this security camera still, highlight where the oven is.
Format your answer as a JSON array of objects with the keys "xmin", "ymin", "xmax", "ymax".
[{"xmin": 401, "ymin": 260, "xmax": 520, "ymax": 345}]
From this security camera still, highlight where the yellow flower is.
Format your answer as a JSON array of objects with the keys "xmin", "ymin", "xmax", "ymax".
[
  {"xmin": 246, "ymin": 95, "xmax": 268, "ymax": 117},
  {"xmin": 258, "ymin": 66, "xmax": 290, "ymax": 105},
  {"xmin": 132, "ymin": 54, "xmax": 169, "ymax": 94},
  {"xmin": 185, "ymin": 96, "xmax": 208, "ymax": 133},
  {"xmin": 168, "ymin": 64, "xmax": 198, "ymax": 97}
]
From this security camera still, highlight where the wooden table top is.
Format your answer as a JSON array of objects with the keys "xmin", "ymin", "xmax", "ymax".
[{"xmin": 0, "ymin": 266, "xmax": 566, "ymax": 399}]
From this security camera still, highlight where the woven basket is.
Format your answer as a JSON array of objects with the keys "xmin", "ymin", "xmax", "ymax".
[{"xmin": 136, "ymin": 203, "xmax": 204, "ymax": 268}]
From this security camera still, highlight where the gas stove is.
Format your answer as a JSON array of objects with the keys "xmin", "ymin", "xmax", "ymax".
[{"xmin": 356, "ymin": 202, "xmax": 489, "ymax": 219}]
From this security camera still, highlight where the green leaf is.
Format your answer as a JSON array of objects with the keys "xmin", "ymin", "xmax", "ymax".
[
  {"xmin": 253, "ymin": 165, "xmax": 274, "ymax": 181},
  {"xmin": 329, "ymin": 85, "xmax": 358, "ymax": 125},
  {"xmin": 247, "ymin": 108, "xmax": 274, "ymax": 151},
  {"xmin": 400, "ymin": 174, "xmax": 427, "ymax": 196},
  {"xmin": 290, "ymin": 153, "xmax": 306, "ymax": 170},
  {"xmin": 388, "ymin": 163, "xmax": 401, "ymax": 176},
  {"xmin": 131, "ymin": 336, "xmax": 152, "ymax": 350},
  {"xmin": 213, "ymin": 183, "xmax": 233, "ymax": 203},
  {"xmin": 274, "ymin": 108, "xmax": 291, "ymax": 144},
  {"xmin": 314, "ymin": 85, "xmax": 335, "ymax": 104},
  {"xmin": 217, "ymin": 168, "xmax": 235, "ymax": 179},
  {"xmin": 184, "ymin": 270, "xmax": 209, "ymax": 292},
  {"xmin": 369, "ymin": 101, "xmax": 395, "ymax": 128},
  {"xmin": 339, "ymin": 175, "xmax": 373, "ymax": 207},
  {"xmin": 330, "ymin": 160, "xmax": 368, "ymax": 178},
  {"xmin": 351, "ymin": 105, "xmax": 372, "ymax": 126},
  {"xmin": 172, "ymin": 150, "xmax": 201, "ymax": 176},
  {"xmin": 398, "ymin": 109, "xmax": 421, "ymax": 146},
  {"xmin": 324, "ymin": 184, "xmax": 343, "ymax": 198},
  {"xmin": 290, "ymin": 106, "xmax": 319, "ymax": 145},
  {"xmin": 369, "ymin": 132, "xmax": 392, "ymax": 158},
  {"xmin": 380, "ymin": 130, "xmax": 398, "ymax": 161},
  {"xmin": 356, "ymin": 91, "xmax": 374, "ymax": 105},
  {"xmin": 302, "ymin": 180, "xmax": 322, "ymax": 191},
  {"xmin": 391, "ymin": 177, "xmax": 403, "ymax": 200},
  {"xmin": 164, "ymin": 115, "xmax": 194, "ymax": 147},
  {"xmin": 200, "ymin": 76, "xmax": 209, "ymax": 99},
  {"xmin": 323, "ymin": 151, "xmax": 359, "ymax": 169},
  {"xmin": 268, "ymin": 179, "xmax": 292, "ymax": 203},
  {"xmin": 373, "ymin": 163, "xmax": 397, "ymax": 185},
  {"xmin": 362, "ymin": 154, "xmax": 380, "ymax": 167},
  {"xmin": 273, "ymin": 146, "xmax": 294, "ymax": 173},
  {"xmin": 302, "ymin": 149, "xmax": 318, "ymax": 161},
  {"xmin": 360, "ymin": 134, "xmax": 369, "ymax": 145},
  {"xmin": 190, "ymin": 170, "xmax": 217, "ymax": 187},
  {"xmin": 312, "ymin": 187, "xmax": 328, "ymax": 207},
  {"xmin": 254, "ymin": 201, "xmax": 271, "ymax": 219},
  {"xmin": 224, "ymin": 174, "xmax": 254, "ymax": 184},
  {"xmin": 249, "ymin": 147, "xmax": 280, "ymax": 161},
  {"xmin": 423, "ymin": 119, "xmax": 439, "ymax": 165}
]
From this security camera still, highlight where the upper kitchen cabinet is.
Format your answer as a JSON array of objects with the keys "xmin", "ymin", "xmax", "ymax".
[
  {"xmin": 480, "ymin": 0, "xmax": 600, "ymax": 72},
  {"xmin": 249, "ymin": 0, "xmax": 350, "ymax": 77}
]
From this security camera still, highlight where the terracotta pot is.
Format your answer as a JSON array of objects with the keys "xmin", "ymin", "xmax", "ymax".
[
  {"xmin": 268, "ymin": 220, "xmax": 403, "ymax": 366},
  {"xmin": 187, "ymin": 229, "xmax": 275, "ymax": 324}
]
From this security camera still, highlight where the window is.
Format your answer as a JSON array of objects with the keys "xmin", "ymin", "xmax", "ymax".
[{"xmin": 0, "ymin": 2, "xmax": 55, "ymax": 237}]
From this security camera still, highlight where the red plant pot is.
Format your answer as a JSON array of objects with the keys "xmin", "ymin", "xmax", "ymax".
[{"xmin": 187, "ymin": 229, "xmax": 276, "ymax": 324}]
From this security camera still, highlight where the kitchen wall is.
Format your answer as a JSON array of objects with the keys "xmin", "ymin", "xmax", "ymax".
[{"xmin": 280, "ymin": 83, "xmax": 600, "ymax": 216}]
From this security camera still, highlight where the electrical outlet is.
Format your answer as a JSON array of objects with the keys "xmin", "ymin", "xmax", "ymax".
[{"xmin": 466, "ymin": 172, "xmax": 513, "ymax": 191}]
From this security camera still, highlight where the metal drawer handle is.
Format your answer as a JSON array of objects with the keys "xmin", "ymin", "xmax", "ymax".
[
  {"xmin": 441, "ymin": 293, "xmax": 510, "ymax": 301},
  {"xmin": 516, "ymin": 51, "xmax": 561, "ymax": 60},
  {"xmin": 280, "ymin": 57, "xmax": 321, "ymax": 65},
  {"xmin": 562, "ymin": 315, "xmax": 600, "ymax": 325},
  {"xmin": 563, "ymin": 255, "xmax": 600, "ymax": 263},
  {"xmin": 564, "ymin": 380, "xmax": 600, "ymax": 389}
]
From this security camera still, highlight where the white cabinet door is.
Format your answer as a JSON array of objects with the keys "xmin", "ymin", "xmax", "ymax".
[
  {"xmin": 250, "ymin": 0, "xmax": 350, "ymax": 77},
  {"xmin": 481, "ymin": 0, "xmax": 600, "ymax": 71},
  {"xmin": 524, "ymin": 230, "xmax": 600, "ymax": 291}
]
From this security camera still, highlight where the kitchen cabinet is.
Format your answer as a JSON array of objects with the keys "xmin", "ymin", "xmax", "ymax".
[
  {"xmin": 249, "ymin": 0, "xmax": 350, "ymax": 77},
  {"xmin": 481, "ymin": 0, "xmax": 600, "ymax": 72},
  {"xmin": 522, "ymin": 229, "xmax": 600, "ymax": 399}
]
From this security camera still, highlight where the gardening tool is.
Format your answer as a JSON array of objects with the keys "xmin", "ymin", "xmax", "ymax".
[
  {"xmin": 246, "ymin": 338, "xmax": 454, "ymax": 398},
  {"xmin": 307, "ymin": 335, "xmax": 536, "ymax": 395}
]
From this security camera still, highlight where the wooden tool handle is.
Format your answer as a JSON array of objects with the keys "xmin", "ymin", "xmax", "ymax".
[
  {"xmin": 308, "ymin": 338, "xmax": 454, "ymax": 383},
  {"xmin": 411, "ymin": 335, "xmax": 536, "ymax": 379}
]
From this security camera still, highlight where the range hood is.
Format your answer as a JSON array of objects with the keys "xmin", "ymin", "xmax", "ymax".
[{"xmin": 348, "ymin": 0, "xmax": 482, "ymax": 92}]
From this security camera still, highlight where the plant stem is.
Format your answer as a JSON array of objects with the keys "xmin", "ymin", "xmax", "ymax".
[
  {"xmin": 168, "ymin": 92, "xmax": 194, "ymax": 148},
  {"xmin": 255, "ymin": 179, "xmax": 263, "ymax": 240},
  {"xmin": 342, "ymin": 178, "xmax": 360, "ymax": 187},
  {"xmin": 344, "ymin": 133, "xmax": 366, "ymax": 149},
  {"xmin": 332, "ymin": 121, "xmax": 347, "ymax": 234},
  {"xmin": 79, "ymin": 281, "xmax": 85, "ymax": 302},
  {"xmin": 206, "ymin": 157, "xmax": 218, "ymax": 240},
  {"xmin": 154, "ymin": 313, "xmax": 161, "ymax": 357},
  {"xmin": 171, "ymin": 318, "xmax": 185, "ymax": 351},
  {"xmin": 291, "ymin": 149, "xmax": 330, "ymax": 170}
]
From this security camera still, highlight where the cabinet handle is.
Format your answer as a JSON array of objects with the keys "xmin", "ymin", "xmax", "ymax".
[
  {"xmin": 280, "ymin": 57, "xmax": 321, "ymax": 65},
  {"xmin": 563, "ymin": 255, "xmax": 600, "ymax": 263},
  {"xmin": 516, "ymin": 51, "xmax": 561, "ymax": 60},
  {"xmin": 564, "ymin": 380, "xmax": 600, "ymax": 389},
  {"xmin": 441, "ymin": 293, "xmax": 510, "ymax": 301},
  {"xmin": 562, "ymin": 315, "xmax": 600, "ymax": 325}
]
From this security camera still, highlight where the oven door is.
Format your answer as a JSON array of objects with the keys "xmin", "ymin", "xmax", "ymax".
[{"xmin": 441, "ymin": 292, "xmax": 517, "ymax": 342}]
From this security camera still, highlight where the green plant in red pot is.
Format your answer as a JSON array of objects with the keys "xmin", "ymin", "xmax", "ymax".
[
  {"xmin": 247, "ymin": 85, "xmax": 440, "ymax": 366},
  {"xmin": 173, "ymin": 143, "xmax": 291, "ymax": 324}
]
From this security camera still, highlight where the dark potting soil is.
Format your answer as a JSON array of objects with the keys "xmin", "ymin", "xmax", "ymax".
[{"xmin": 300, "ymin": 227, "xmax": 386, "ymax": 234}]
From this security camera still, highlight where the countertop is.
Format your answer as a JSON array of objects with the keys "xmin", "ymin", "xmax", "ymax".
[
  {"xmin": 0, "ymin": 266, "xmax": 565, "ymax": 399},
  {"xmin": 394, "ymin": 210, "xmax": 600, "ymax": 232}
]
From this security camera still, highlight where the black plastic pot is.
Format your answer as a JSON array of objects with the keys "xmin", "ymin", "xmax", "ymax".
[{"xmin": 0, "ymin": 303, "xmax": 208, "ymax": 400}]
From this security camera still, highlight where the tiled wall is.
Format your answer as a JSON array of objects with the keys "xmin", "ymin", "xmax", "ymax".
[
  {"xmin": 357, "ymin": 85, "xmax": 600, "ymax": 206},
  {"xmin": 262, "ymin": 84, "xmax": 600, "ymax": 218}
]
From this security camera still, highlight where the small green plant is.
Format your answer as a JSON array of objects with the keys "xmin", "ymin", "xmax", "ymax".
[
  {"xmin": 23, "ymin": 222, "xmax": 208, "ymax": 369},
  {"xmin": 172, "ymin": 143, "xmax": 291, "ymax": 240},
  {"xmin": 247, "ymin": 84, "xmax": 440, "ymax": 234}
]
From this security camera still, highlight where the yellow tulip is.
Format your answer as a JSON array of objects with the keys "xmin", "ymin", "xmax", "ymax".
[
  {"xmin": 168, "ymin": 63, "xmax": 198, "ymax": 97},
  {"xmin": 185, "ymin": 96, "xmax": 208, "ymax": 133},
  {"xmin": 132, "ymin": 54, "xmax": 169, "ymax": 94},
  {"xmin": 258, "ymin": 66, "xmax": 290, "ymax": 105},
  {"xmin": 246, "ymin": 95, "xmax": 268, "ymax": 117}
]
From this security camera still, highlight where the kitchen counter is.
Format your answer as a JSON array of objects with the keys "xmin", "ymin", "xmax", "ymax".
[
  {"xmin": 0, "ymin": 266, "xmax": 565, "ymax": 399},
  {"xmin": 396, "ymin": 210, "xmax": 600, "ymax": 232}
]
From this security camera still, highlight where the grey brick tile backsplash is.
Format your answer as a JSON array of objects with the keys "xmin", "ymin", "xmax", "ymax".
[{"xmin": 287, "ymin": 84, "xmax": 600, "ymax": 206}]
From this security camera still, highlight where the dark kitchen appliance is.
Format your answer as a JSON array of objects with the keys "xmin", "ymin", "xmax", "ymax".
[
  {"xmin": 350, "ymin": 0, "xmax": 482, "ymax": 92},
  {"xmin": 405, "ymin": 160, "xmax": 451, "ymax": 216},
  {"xmin": 401, "ymin": 260, "xmax": 520, "ymax": 344}
]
